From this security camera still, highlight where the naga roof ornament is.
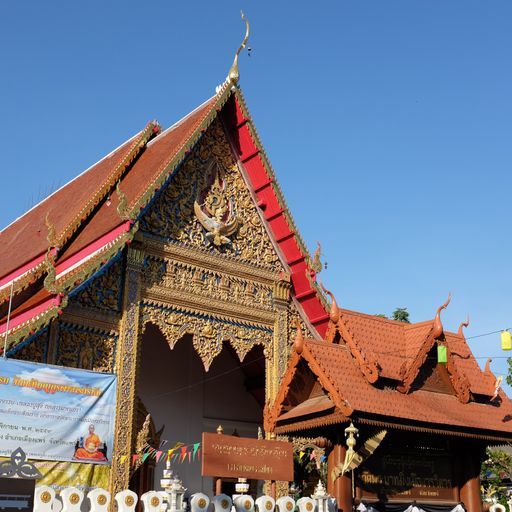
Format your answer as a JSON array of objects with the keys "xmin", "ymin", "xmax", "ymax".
[
  {"xmin": 320, "ymin": 283, "xmax": 340, "ymax": 324},
  {"xmin": 457, "ymin": 314, "xmax": 470, "ymax": 336},
  {"xmin": 432, "ymin": 292, "xmax": 451, "ymax": 339},
  {"xmin": 227, "ymin": 12, "xmax": 250, "ymax": 86}
]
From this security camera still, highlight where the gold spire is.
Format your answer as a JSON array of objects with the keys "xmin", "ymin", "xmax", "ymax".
[{"xmin": 227, "ymin": 11, "xmax": 250, "ymax": 85}]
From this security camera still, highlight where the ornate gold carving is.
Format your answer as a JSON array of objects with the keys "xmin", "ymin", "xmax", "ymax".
[
  {"xmin": 110, "ymin": 246, "xmax": 143, "ymax": 497},
  {"xmin": 140, "ymin": 119, "xmax": 282, "ymax": 272},
  {"xmin": 69, "ymin": 493, "xmax": 80, "ymax": 505},
  {"xmin": 198, "ymin": 498, "xmax": 207, "ymax": 508},
  {"xmin": 56, "ymin": 324, "xmax": 116, "ymax": 372},
  {"xmin": 151, "ymin": 496, "xmax": 160, "ymax": 507},
  {"xmin": 221, "ymin": 499, "xmax": 229, "ymax": 509},
  {"xmin": 97, "ymin": 495, "xmax": 107, "ymax": 506},
  {"xmin": 141, "ymin": 304, "xmax": 272, "ymax": 370},
  {"xmin": 70, "ymin": 259, "xmax": 123, "ymax": 312},
  {"xmin": 143, "ymin": 255, "xmax": 274, "ymax": 319},
  {"xmin": 116, "ymin": 181, "xmax": 129, "ymax": 220},
  {"xmin": 43, "ymin": 250, "xmax": 58, "ymax": 294},
  {"xmin": 125, "ymin": 496, "xmax": 135, "ymax": 507},
  {"xmin": 45, "ymin": 213, "xmax": 57, "ymax": 247},
  {"xmin": 194, "ymin": 160, "xmax": 239, "ymax": 246},
  {"xmin": 10, "ymin": 328, "xmax": 49, "ymax": 363}
]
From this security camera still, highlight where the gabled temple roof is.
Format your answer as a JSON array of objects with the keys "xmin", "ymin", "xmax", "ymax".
[
  {"xmin": 267, "ymin": 301, "xmax": 512, "ymax": 441},
  {"xmin": 0, "ymin": 83, "xmax": 329, "ymax": 349}
]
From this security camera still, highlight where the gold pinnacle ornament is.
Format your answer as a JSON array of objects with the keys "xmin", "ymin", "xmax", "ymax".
[{"xmin": 227, "ymin": 12, "xmax": 250, "ymax": 85}]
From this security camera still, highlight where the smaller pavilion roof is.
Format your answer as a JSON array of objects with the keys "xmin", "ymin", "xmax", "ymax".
[{"xmin": 267, "ymin": 295, "xmax": 512, "ymax": 442}]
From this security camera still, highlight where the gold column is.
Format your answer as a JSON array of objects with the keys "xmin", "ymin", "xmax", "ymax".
[
  {"xmin": 268, "ymin": 276, "xmax": 291, "ymax": 404},
  {"xmin": 109, "ymin": 244, "xmax": 145, "ymax": 497},
  {"xmin": 265, "ymin": 276, "xmax": 291, "ymax": 499}
]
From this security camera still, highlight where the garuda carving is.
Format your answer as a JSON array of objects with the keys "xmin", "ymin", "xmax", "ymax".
[{"xmin": 194, "ymin": 159, "xmax": 239, "ymax": 246}]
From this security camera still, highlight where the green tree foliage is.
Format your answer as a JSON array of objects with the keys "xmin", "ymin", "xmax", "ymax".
[
  {"xmin": 480, "ymin": 448, "xmax": 512, "ymax": 506},
  {"xmin": 506, "ymin": 358, "xmax": 512, "ymax": 387},
  {"xmin": 392, "ymin": 307, "xmax": 410, "ymax": 323},
  {"xmin": 374, "ymin": 308, "xmax": 411, "ymax": 322}
]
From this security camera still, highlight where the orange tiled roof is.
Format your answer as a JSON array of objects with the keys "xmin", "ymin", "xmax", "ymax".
[
  {"xmin": 334, "ymin": 307, "xmax": 494, "ymax": 397},
  {"xmin": 270, "ymin": 306, "xmax": 512, "ymax": 440}
]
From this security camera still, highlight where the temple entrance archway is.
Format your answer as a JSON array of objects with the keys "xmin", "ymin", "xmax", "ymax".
[{"xmin": 133, "ymin": 322, "xmax": 265, "ymax": 495}]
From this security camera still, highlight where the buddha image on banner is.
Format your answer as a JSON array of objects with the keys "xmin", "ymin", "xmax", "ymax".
[{"xmin": 0, "ymin": 358, "xmax": 116, "ymax": 465}]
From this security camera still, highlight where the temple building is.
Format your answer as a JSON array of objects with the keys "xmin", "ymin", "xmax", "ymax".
[{"xmin": 0, "ymin": 22, "xmax": 511, "ymax": 512}]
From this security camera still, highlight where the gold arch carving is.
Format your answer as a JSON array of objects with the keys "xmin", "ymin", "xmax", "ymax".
[{"xmin": 141, "ymin": 304, "xmax": 272, "ymax": 371}]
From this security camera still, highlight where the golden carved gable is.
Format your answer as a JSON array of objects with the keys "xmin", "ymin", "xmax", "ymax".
[
  {"xmin": 140, "ymin": 119, "xmax": 283, "ymax": 273},
  {"xmin": 69, "ymin": 258, "xmax": 123, "ymax": 313}
]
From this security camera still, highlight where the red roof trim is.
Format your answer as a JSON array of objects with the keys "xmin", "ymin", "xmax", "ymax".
[
  {"xmin": 0, "ymin": 248, "xmax": 57, "ymax": 291},
  {"xmin": 0, "ymin": 295, "xmax": 61, "ymax": 336},
  {"xmin": 225, "ymin": 91, "xmax": 330, "ymax": 337},
  {"xmin": 55, "ymin": 221, "xmax": 132, "ymax": 277}
]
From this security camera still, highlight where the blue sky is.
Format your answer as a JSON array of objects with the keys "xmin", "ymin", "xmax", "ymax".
[{"xmin": 1, "ymin": 2, "xmax": 511, "ymax": 384}]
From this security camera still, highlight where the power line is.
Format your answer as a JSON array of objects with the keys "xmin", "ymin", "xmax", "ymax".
[{"xmin": 466, "ymin": 328, "xmax": 511, "ymax": 340}]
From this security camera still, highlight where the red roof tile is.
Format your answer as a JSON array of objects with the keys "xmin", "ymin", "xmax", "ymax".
[{"xmin": 0, "ymin": 128, "xmax": 152, "ymax": 281}]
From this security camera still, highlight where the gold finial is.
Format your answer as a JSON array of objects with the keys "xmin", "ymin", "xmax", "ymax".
[
  {"xmin": 227, "ymin": 11, "xmax": 250, "ymax": 85},
  {"xmin": 216, "ymin": 425, "xmax": 224, "ymax": 435}
]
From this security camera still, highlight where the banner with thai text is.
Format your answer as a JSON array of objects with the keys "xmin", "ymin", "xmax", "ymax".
[{"xmin": 0, "ymin": 358, "xmax": 116, "ymax": 465}]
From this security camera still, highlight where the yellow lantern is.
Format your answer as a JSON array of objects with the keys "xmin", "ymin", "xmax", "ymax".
[{"xmin": 501, "ymin": 331, "xmax": 512, "ymax": 351}]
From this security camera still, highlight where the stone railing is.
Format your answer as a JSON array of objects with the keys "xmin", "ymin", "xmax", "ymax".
[{"xmin": 33, "ymin": 486, "xmax": 335, "ymax": 512}]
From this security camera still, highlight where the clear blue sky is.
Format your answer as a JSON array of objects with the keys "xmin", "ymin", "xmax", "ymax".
[{"xmin": 1, "ymin": 2, "xmax": 511, "ymax": 385}]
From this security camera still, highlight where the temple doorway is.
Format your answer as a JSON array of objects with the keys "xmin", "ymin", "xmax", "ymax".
[{"xmin": 134, "ymin": 323, "xmax": 265, "ymax": 496}]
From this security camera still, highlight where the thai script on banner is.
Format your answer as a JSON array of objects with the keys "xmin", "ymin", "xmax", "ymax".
[{"xmin": 0, "ymin": 358, "xmax": 116, "ymax": 465}]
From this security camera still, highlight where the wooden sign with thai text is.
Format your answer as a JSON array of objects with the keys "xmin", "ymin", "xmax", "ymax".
[
  {"xmin": 357, "ymin": 451, "xmax": 457, "ymax": 503},
  {"xmin": 201, "ymin": 433, "xmax": 293, "ymax": 481}
]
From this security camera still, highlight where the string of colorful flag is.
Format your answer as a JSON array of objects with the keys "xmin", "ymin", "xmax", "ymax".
[
  {"xmin": 297, "ymin": 449, "xmax": 327, "ymax": 468},
  {"xmin": 119, "ymin": 441, "xmax": 202, "ymax": 467}
]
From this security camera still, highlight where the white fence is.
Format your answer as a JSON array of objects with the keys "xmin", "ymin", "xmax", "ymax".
[{"xmin": 34, "ymin": 486, "xmax": 334, "ymax": 512}]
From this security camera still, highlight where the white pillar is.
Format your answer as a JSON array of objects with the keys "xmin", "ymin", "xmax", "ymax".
[
  {"xmin": 256, "ymin": 496, "xmax": 276, "ymax": 512},
  {"xmin": 60, "ymin": 487, "xmax": 84, "ymax": 512},
  {"xmin": 35, "ymin": 486, "xmax": 55, "ymax": 512},
  {"xmin": 87, "ymin": 488, "xmax": 111, "ymax": 512},
  {"xmin": 115, "ymin": 489, "xmax": 139, "ymax": 512}
]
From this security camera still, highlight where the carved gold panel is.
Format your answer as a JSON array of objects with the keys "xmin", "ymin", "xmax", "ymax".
[
  {"xmin": 9, "ymin": 328, "xmax": 49, "ymax": 363},
  {"xmin": 56, "ymin": 323, "xmax": 117, "ymax": 372},
  {"xmin": 140, "ymin": 119, "xmax": 283, "ymax": 273},
  {"xmin": 141, "ymin": 303, "xmax": 272, "ymax": 371}
]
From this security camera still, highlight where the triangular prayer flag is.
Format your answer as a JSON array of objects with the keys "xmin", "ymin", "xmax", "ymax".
[
  {"xmin": 142, "ymin": 453, "xmax": 150, "ymax": 463},
  {"xmin": 120, "ymin": 455, "xmax": 127, "ymax": 464},
  {"xmin": 188, "ymin": 452, "xmax": 191, "ymax": 463},
  {"xmin": 437, "ymin": 344, "xmax": 447, "ymax": 364},
  {"xmin": 299, "ymin": 451, "xmax": 305, "ymax": 461},
  {"xmin": 155, "ymin": 451, "xmax": 163, "ymax": 463},
  {"xmin": 310, "ymin": 452, "xmax": 315, "ymax": 460},
  {"xmin": 193, "ymin": 443, "xmax": 200, "ymax": 459},
  {"xmin": 502, "ymin": 331, "xmax": 512, "ymax": 351},
  {"xmin": 132, "ymin": 454, "xmax": 138, "ymax": 466}
]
